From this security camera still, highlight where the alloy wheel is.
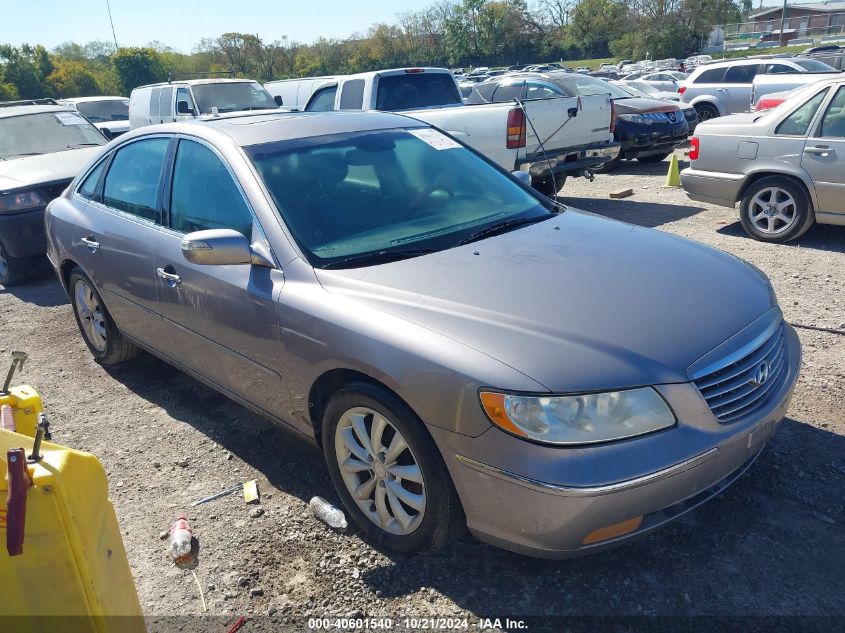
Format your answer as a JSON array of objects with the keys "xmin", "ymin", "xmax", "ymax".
[
  {"xmin": 73, "ymin": 278, "xmax": 107, "ymax": 352},
  {"xmin": 749, "ymin": 187, "xmax": 797, "ymax": 235},
  {"xmin": 334, "ymin": 406, "xmax": 426, "ymax": 535}
]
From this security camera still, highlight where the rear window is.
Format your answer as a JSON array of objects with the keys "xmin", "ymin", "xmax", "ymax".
[
  {"xmin": 725, "ymin": 64, "xmax": 759, "ymax": 84},
  {"xmin": 793, "ymin": 59, "xmax": 837, "ymax": 73},
  {"xmin": 375, "ymin": 73, "xmax": 461, "ymax": 111},
  {"xmin": 694, "ymin": 67, "xmax": 726, "ymax": 84}
]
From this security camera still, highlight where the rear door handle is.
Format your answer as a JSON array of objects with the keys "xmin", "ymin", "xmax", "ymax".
[
  {"xmin": 156, "ymin": 267, "xmax": 182, "ymax": 286},
  {"xmin": 80, "ymin": 236, "xmax": 100, "ymax": 253},
  {"xmin": 804, "ymin": 145, "xmax": 834, "ymax": 157}
]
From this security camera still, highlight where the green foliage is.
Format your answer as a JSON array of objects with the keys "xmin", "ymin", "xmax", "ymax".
[
  {"xmin": 0, "ymin": 0, "xmax": 751, "ymax": 101},
  {"xmin": 111, "ymin": 47, "xmax": 166, "ymax": 94}
]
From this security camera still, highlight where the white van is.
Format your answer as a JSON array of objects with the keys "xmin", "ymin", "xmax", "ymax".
[{"xmin": 128, "ymin": 78, "xmax": 281, "ymax": 129}]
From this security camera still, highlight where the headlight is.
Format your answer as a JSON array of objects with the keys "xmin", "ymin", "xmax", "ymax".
[
  {"xmin": 0, "ymin": 191, "xmax": 46, "ymax": 213},
  {"xmin": 479, "ymin": 387, "xmax": 675, "ymax": 445},
  {"xmin": 618, "ymin": 113, "xmax": 652, "ymax": 124}
]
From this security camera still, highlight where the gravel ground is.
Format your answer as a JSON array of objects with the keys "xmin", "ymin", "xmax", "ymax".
[{"xmin": 2, "ymin": 150, "xmax": 844, "ymax": 631}]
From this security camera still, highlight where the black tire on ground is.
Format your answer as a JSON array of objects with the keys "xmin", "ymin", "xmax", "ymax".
[
  {"xmin": 594, "ymin": 152, "xmax": 622, "ymax": 173},
  {"xmin": 739, "ymin": 176, "xmax": 815, "ymax": 244},
  {"xmin": 694, "ymin": 103, "xmax": 719, "ymax": 121},
  {"xmin": 532, "ymin": 174, "xmax": 566, "ymax": 197},
  {"xmin": 0, "ymin": 243, "xmax": 35, "ymax": 286},
  {"xmin": 637, "ymin": 152, "xmax": 672, "ymax": 163},
  {"xmin": 321, "ymin": 382, "xmax": 465, "ymax": 555},
  {"xmin": 68, "ymin": 267, "xmax": 140, "ymax": 365}
]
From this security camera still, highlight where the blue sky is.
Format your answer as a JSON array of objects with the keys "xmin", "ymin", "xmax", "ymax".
[{"xmin": 5, "ymin": 0, "xmax": 433, "ymax": 51}]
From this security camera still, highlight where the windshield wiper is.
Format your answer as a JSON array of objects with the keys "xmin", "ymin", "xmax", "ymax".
[
  {"xmin": 243, "ymin": 106, "xmax": 277, "ymax": 111},
  {"xmin": 320, "ymin": 248, "xmax": 436, "ymax": 270},
  {"xmin": 66, "ymin": 143, "xmax": 103, "ymax": 149},
  {"xmin": 453, "ymin": 215, "xmax": 550, "ymax": 247},
  {"xmin": 4, "ymin": 152, "xmax": 44, "ymax": 158}
]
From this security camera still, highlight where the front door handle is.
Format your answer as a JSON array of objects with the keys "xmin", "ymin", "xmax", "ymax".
[
  {"xmin": 156, "ymin": 267, "xmax": 182, "ymax": 287},
  {"xmin": 804, "ymin": 145, "xmax": 834, "ymax": 157},
  {"xmin": 80, "ymin": 236, "xmax": 100, "ymax": 253}
]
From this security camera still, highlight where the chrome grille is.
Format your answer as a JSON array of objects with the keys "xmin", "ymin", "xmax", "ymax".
[{"xmin": 694, "ymin": 324, "xmax": 787, "ymax": 423}]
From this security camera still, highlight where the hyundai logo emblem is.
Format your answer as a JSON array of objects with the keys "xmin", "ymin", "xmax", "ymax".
[{"xmin": 751, "ymin": 361, "xmax": 770, "ymax": 387}]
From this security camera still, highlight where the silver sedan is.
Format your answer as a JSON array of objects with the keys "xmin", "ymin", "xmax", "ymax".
[
  {"xmin": 46, "ymin": 111, "xmax": 799, "ymax": 558},
  {"xmin": 682, "ymin": 77, "xmax": 845, "ymax": 242}
]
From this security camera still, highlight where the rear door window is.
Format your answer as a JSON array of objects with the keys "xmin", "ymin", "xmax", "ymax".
[
  {"xmin": 819, "ymin": 86, "xmax": 845, "ymax": 138},
  {"xmin": 775, "ymin": 89, "xmax": 828, "ymax": 136},
  {"xmin": 724, "ymin": 64, "xmax": 760, "ymax": 84},
  {"xmin": 306, "ymin": 86, "xmax": 337, "ymax": 112},
  {"xmin": 339, "ymin": 79, "xmax": 365, "ymax": 110},
  {"xmin": 525, "ymin": 81, "xmax": 565, "ymax": 100},
  {"xmin": 694, "ymin": 67, "xmax": 726, "ymax": 84},
  {"xmin": 492, "ymin": 83, "xmax": 525, "ymax": 102},
  {"xmin": 102, "ymin": 137, "xmax": 170, "ymax": 221},
  {"xmin": 766, "ymin": 63, "xmax": 793, "ymax": 74},
  {"xmin": 77, "ymin": 160, "xmax": 107, "ymax": 200}
]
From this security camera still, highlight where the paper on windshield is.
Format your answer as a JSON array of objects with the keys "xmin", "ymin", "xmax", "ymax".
[
  {"xmin": 54, "ymin": 112, "xmax": 87, "ymax": 126},
  {"xmin": 408, "ymin": 128, "xmax": 461, "ymax": 150}
]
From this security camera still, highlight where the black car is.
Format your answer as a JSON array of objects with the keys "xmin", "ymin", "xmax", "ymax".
[{"xmin": 467, "ymin": 72, "xmax": 689, "ymax": 172}]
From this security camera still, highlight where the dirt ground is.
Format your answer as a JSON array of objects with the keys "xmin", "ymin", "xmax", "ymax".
[{"xmin": 2, "ymin": 150, "xmax": 844, "ymax": 630}]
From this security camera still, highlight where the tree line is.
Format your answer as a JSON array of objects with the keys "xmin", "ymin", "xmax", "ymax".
[{"xmin": 1, "ymin": 0, "xmax": 750, "ymax": 100}]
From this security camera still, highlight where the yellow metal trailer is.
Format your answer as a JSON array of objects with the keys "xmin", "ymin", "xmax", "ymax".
[{"xmin": 0, "ymin": 353, "xmax": 144, "ymax": 632}]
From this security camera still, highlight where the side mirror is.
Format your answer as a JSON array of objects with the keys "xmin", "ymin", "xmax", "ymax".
[
  {"xmin": 273, "ymin": 95, "xmax": 283, "ymax": 106},
  {"xmin": 177, "ymin": 100, "xmax": 194, "ymax": 115},
  {"xmin": 511, "ymin": 170, "xmax": 532, "ymax": 186},
  {"xmin": 180, "ymin": 229, "xmax": 273, "ymax": 267}
]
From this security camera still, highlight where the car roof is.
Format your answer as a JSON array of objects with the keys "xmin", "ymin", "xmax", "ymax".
[
  {"xmin": 59, "ymin": 96, "xmax": 127, "ymax": 104},
  {"xmin": 0, "ymin": 104, "xmax": 66, "ymax": 119},
  {"xmin": 134, "ymin": 78, "xmax": 258, "ymax": 90},
  {"xmin": 121, "ymin": 110, "xmax": 428, "ymax": 148}
]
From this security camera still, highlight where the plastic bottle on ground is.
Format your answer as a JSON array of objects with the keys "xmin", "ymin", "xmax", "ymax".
[
  {"xmin": 309, "ymin": 496, "xmax": 348, "ymax": 529},
  {"xmin": 169, "ymin": 514, "xmax": 193, "ymax": 561}
]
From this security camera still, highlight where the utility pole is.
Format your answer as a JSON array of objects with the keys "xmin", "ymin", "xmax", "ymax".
[
  {"xmin": 780, "ymin": 0, "xmax": 788, "ymax": 46},
  {"xmin": 105, "ymin": 0, "xmax": 119, "ymax": 50}
]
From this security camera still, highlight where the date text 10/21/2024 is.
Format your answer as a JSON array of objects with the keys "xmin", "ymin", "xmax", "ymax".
[{"xmin": 307, "ymin": 617, "xmax": 529, "ymax": 630}]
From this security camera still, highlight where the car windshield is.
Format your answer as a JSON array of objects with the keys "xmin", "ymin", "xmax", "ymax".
[
  {"xmin": 626, "ymin": 81, "xmax": 659, "ymax": 95},
  {"xmin": 0, "ymin": 111, "xmax": 105, "ymax": 159},
  {"xmin": 247, "ymin": 127, "xmax": 553, "ymax": 268},
  {"xmin": 75, "ymin": 99, "xmax": 129, "ymax": 122},
  {"xmin": 192, "ymin": 82, "xmax": 278, "ymax": 114},
  {"xmin": 376, "ymin": 73, "xmax": 462, "ymax": 110},
  {"xmin": 793, "ymin": 59, "xmax": 837, "ymax": 73},
  {"xmin": 549, "ymin": 74, "xmax": 633, "ymax": 99}
]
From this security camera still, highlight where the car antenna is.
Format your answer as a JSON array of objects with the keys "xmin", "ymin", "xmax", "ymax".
[{"xmin": 514, "ymin": 87, "xmax": 558, "ymax": 199}]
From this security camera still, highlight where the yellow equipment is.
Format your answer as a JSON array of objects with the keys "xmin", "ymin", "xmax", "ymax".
[{"xmin": 0, "ymin": 352, "xmax": 145, "ymax": 632}]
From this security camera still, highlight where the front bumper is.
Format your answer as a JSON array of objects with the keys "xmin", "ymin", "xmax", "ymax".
[
  {"xmin": 617, "ymin": 119, "xmax": 689, "ymax": 159},
  {"xmin": 0, "ymin": 207, "xmax": 47, "ymax": 258},
  {"xmin": 681, "ymin": 168, "xmax": 746, "ymax": 208},
  {"xmin": 433, "ymin": 324, "xmax": 800, "ymax": 558},
  {"xmin": 518, "ymin": 141, "xmax": 621, "ymax": 179}
]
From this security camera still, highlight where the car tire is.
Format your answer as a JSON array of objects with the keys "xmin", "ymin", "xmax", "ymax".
[
  {"xmin": 594, "ymin": 152, "xmax": 622, "ymax": 173},
  {"xmin": 739, "ymin": 177, "xmax": 814, "ymax": 243},
  {"xmin": 637, "ymin": 152, "xmax": 672, "ymax": 163},
  {"xmin": 68, "ymin": 267, "xmax": 140, "ymax": 365},
  {"xmin": 694, "ymin": 103, "xmax": 719, "ymax": 121},
  {"xmin": 321, "ymin": 381, "xmax": 465, "ymax": 555},
  {"xmin": 532, "ymin": 174, "xmax": 566, "ymax": 197},
  {"xmin": 0, "ymin": 243, "xmax": 34, "ymax": 286}
]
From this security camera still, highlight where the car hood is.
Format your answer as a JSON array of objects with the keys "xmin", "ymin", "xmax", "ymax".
[
  {"xmin": 315, "ymin": 210, "xmax": 775, "ymax": 393},
  {"xmin": 614, "ymin": 96, "xmax": 680, "ymax": 113},
  {"xmin": 0, "ymin": 146, "xmax": 103, "ymax": 192}
]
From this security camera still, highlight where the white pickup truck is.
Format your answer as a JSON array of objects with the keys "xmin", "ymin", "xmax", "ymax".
[
  {"xmin": 265, "ymin": 67, "xmax": 620, "ymax": 195},
  {"xmin": 750, "ymin": 71, "xmax": 842, "ymax": 109}
]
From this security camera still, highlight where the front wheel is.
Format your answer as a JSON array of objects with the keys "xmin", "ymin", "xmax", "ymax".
[
  {"xmin": 321, "ymin": 382, "xmax": 464, "ymax": 555},
  {"xmin": 694, "ymin": 103, "xmax": 719, "ymax": 122},
  {"xmin": 0, "ymin": 243, "xmax": 36, "ymax": 286},
  {"xmin": 68, "ymin": 267, "xmax": 140, "ymax": 364},
  {"xmin": 739, "ymin": 177, "xmax": 814, "ymax": 243}
]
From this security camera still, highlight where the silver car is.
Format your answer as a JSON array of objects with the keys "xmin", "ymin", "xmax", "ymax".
[
  {"xmin": 45, "ymin": 111, "xmax": 800, "ymax": 558},
  {"xmin": 682, "ymin": 77, "xmax": 845, "ymax": 242}
]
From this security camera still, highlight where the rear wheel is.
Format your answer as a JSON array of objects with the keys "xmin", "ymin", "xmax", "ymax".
[
  {"xmin": 739, "ymin": 177, "xmax": 814, "ymax": 243},
  {"xmin": 694, "ymin": 103, "xmax": 719, "ymax": 122},
  {"xmin": 321, "ymin": 382, "xmax": 464, "ymax": 555},
  {"xmin": 637, "ymin": 152, "xmax": 672, "ymax": 163},
  {"xmin": 532, "ymin": 174, "xmax": 566, "ymax": 197},
  {"xmin": 68, "ymin": 267, "xmax": 140, "ymax": 364}
]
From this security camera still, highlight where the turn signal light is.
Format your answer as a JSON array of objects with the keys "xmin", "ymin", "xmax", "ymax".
[
  {"xmin": 506, "ymin": 108, "xmax": 526, "ymax": 149},
  {"xmin": 689, "ymin": 136, "xmax": 700, "ymax": 161}
]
